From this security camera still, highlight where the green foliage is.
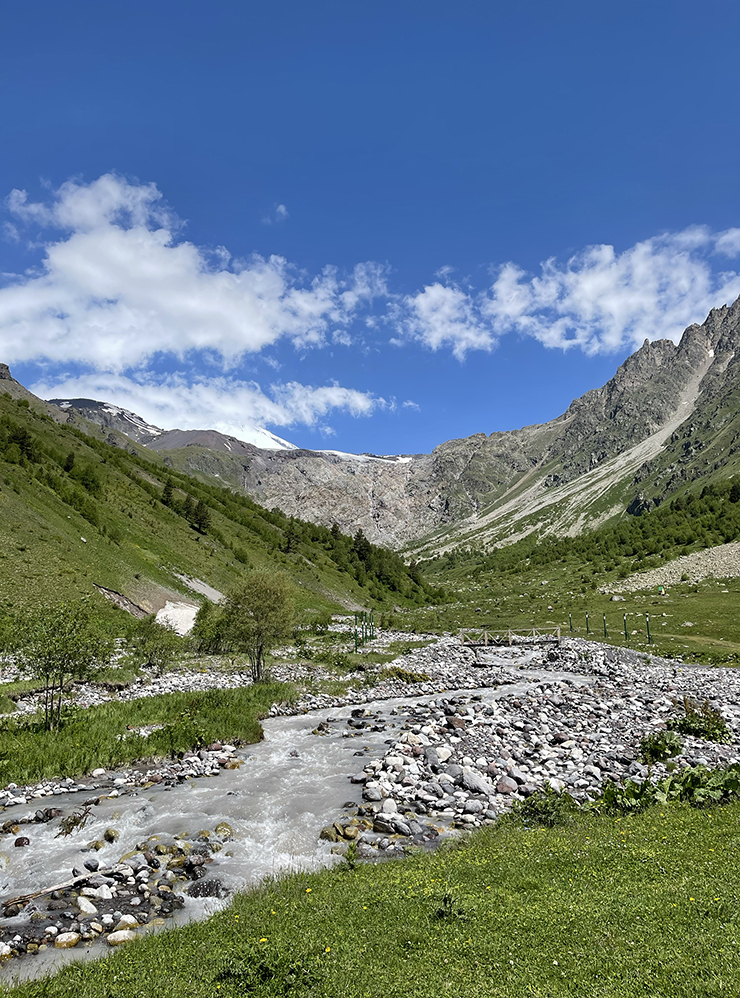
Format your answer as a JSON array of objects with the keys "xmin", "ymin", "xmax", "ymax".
[
  {"xmin": 191, "ymin": 600, "xmax": 229, "ymax": 654},
  {"xmin": 508, "ymin": 782, "xmax": 580, "ymax": 827},
  {"xmin": 214, "ymin": 945, "xmax": 316, "ymax": 993},
  {"xmin": 377, "ymin": 665, "xmax": 430, "ymax": 684},
  {"xmin": 308, "ymin": 611, "xmax": 332, "ymax": 634},
  {"xmin": 220, "ymin": 572, "xmax": 295, "ymax": 681},
  {"xmin": 430, "ymin": 479, "xmax": 740, "ymax": 580},
  {"xmin": 0, "ymin": 390, "xmax": 435, "ymax": 619},
  {"xmin": 639, "ymin": 729, "xmax": 684, "ymax": 765},
  {"xmin": 593, "ymin": 764, "xmax": 740, "ymax": 814},
  {"xmin": 161, "ymin": 478, "xmax": 174, "ymax": 507},
  {"xmin": 12, "ymin": 600, "xmax": 114, "ymax": 731},
  {"xmin": 666, "ymin": 696, "xmax": 733, "ymax": 743},
  {"xmin": 127, "ymin": 615, "xmax": 186, "ymax": 671},
  {"xmin": 313, "ymin": 648, "xmax": 350, "ymax": 669},
  {"xmin": 0, "ymin": 683, "xmax": 287, "ymax": 786}
]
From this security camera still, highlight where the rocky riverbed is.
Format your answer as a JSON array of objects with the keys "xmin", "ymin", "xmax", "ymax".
[
  {"xmin": 2, "ymin": 632, "xmax": 740, "ymax": 975},
  {"xmin": 0, "ymin": 826, "xmax": 229, "ymax": 961},
  {"xmin": 319, "ymin": 638, "xmax": 740, "ymax": 855}
]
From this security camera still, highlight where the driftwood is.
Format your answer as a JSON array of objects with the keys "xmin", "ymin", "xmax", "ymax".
[{"xmin": 2, "ymin": 868, "xmax": 113, "ymax": 912}]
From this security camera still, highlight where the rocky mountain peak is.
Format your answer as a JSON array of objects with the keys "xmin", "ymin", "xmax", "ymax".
[{"xmin": 0, "ymin": 363, "xmax": 16, "ymax": 382}]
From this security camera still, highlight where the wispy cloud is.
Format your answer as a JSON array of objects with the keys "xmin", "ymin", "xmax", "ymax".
[
  {"xmin": 31, "ymin": 370, "xmax": 388, "ymax": 440},
  {"xmin": 262, "ymin": 203, "xmax": 289, "ymax": 225}
]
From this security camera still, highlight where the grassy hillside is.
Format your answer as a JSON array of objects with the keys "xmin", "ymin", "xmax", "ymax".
[{"xmin": 0, "ymin": 391, "xmax": 438, "ymax": 624}]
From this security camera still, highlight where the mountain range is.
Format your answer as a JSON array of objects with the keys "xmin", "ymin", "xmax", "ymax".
[{"xmin": 9, "ymin": 296, "xmax": 740, "ymax": 555}]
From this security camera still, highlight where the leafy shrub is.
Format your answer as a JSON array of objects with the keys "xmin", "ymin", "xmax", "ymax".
[
  {"xmin": 640, "ymin": 729, "xmax": 683, "ymax": 765},
  {"xmin": 509, "ymin": 783, "xmax": 579, "ymax": 827},
  {"xmin": 377, "ymin": 665, "xmax": 430, "ymax": 684},
  {"xmin": 309, "ymin": 612, "xmax": 332, "ymax": 634},
  {"xmin": 312, "ymin": 648, "xmax": 349, "ymax": 669},
  {"xmin": 592, "ymin": 778, "xmax": 657, "ymax": 815},
  {"xmin": 667, "ymin": 696, "xmax": 732, "ymax": 743},
  {"xmin": 590, "ymin": 764, "xmax": 740, "ymax": 814}
]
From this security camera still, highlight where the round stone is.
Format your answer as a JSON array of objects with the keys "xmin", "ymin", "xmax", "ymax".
[
  {"xmin": 107, "ymin": 929, "xmax": 137, "ymax": 946},
  {"xmin": 54, "ymin": 932, "xmax": 80, "ymax": 949}
]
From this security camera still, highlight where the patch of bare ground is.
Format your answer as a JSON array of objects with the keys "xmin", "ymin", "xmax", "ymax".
[{"xmin": 608, "ymin": 541, "xmax": 740, "ymax": 592}]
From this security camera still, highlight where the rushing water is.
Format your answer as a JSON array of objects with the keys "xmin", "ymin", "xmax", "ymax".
[{"xmin": 1, "ymin": 660, "xmax": 591, "ymax": 982}]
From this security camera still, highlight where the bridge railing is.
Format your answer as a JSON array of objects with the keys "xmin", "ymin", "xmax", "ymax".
[{"xmin": 459, "ymin": 626, "xmax": 561, "ymax": 647}]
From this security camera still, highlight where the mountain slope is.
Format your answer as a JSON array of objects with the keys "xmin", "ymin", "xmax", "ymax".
[
  {"xmin": 47, "ymin": 397, "xmax": 297, "ymax": 451},
  {"xmin": 40, "ymin": 296, "xmax": 740, "ymax": 551},
  {"xmin": 0, "ymin": 385, "xmax": 435, "ymax": 620}
]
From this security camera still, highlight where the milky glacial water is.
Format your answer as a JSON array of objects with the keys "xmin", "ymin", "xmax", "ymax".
[{"xmin": 1, "ymin": 660, "xmax": 591, "ymax": 983}]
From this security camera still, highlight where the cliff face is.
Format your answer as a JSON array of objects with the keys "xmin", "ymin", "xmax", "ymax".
[{"xmin": 39, "ymin": 296, "xmax": 740, "ymax": 550}]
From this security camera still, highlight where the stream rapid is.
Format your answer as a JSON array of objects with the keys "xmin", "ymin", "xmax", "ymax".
[{"xmin": 1, "ymin": 660, "xmax": 587, "ymax": 983}]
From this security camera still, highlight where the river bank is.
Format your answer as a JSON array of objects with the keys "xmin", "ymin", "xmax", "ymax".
[{"xmin": 1, "ymin": 632, "xmax": 739, "ymax": 980}]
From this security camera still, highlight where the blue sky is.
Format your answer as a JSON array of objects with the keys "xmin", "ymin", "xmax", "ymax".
[{"xmin": 1, "ymin": 1, "xmax": 740, "ymax": 452}]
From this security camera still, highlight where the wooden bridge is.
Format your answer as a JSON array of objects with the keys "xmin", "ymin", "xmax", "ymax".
[{"xmin": 459, "ymin": 626, "xmax": 561, "ymax": 649}]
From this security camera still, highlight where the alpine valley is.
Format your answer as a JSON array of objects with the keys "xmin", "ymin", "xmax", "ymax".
[{"xmin": 39, "ymin": 296, "xmax": 740, "ymax": 557}]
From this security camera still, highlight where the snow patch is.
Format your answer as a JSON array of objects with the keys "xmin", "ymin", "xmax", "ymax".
[
  {"xmin": 317, "ymin": 450, "xmax": 414, "ymax": 464},
  {"xmin": 155, "ymin": 601, "xmax": 199, "ymax": 635}
]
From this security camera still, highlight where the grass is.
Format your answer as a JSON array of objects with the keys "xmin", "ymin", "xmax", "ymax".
[
  {"xmin": 400, "ymin": 571, "xmax": 740, "ymax": 665},
  {"xmin": 0, "ymin": 683, "xmax": 291, "ymax": 786},
  {"xmin": 4, "ymin": 802, "xmax": 740, "ymax": 996}
]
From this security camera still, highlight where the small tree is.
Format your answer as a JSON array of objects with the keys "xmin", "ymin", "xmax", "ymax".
[
  {"xmin": 182, "ymin": 494, "xmax": 195, "ymax": 521},
  {"xmin": 191, "ymin": 600, "xmax": 230, "ymax": 655},
  {"xmin": 221, "ymin": 571, "xmax": 295, "ymax": 681},
  {"xmin": 193, "ymin": 498, "xmax": 211, "ymax": 534},
  {"xmin": 162, "ymin": 478, "xmax": 174, "ymax": 507},
  {"xmin": 16, "ymin": 601, "xmax": 114, "ymax": 731},
  {"xmin": 128, "ymin": 615, "xmax": 184, "ymax": 673}
]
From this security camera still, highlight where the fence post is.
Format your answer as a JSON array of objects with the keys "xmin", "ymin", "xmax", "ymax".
[
  {"xmin": 646, "ymin": 613, "xmax": 652, "ymax": 644},
  {"xmin": 586, "ymin": 613, "xmax": 590, "ymax": 635},
  {"xmin": 623, "ymin": 614, "xmax": 628, "ymax": 642},
  {"xmin": 569, "ymin": 612, "xmax": 573, "ymax": 632}
]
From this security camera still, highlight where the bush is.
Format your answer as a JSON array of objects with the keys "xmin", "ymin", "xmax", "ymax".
[
  {"xmin": 313, "ymin": 648, "xmax": 349, "ymax": 669},
  {"xmin": 640, "ymin": 729, "xmax": 684, "ymax": 765},
  {"xmin": 590, "ymin": 764, "xmax": 740, "ymax": 814},
  {"xmin": 509, "ymin": 783, "xmax": 579, "ymax": 827},
  {"xmin": 667, "ymin": 697, "xmax": 733, "ymax": 743},
  {"xmin": 377, "ymin": 665, "xmax": 430, "ymax": 684},
  {"xmin": 309, "ymin": 612, "xmax": 333, "ymax": 634}
]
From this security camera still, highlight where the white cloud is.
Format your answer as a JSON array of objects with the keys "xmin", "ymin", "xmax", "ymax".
[
  {"xmin": 262, "ymin": 203, "xmax": 290, "ymax": 225},
  {"xmin": 31, "ymin": 371, "xmax": 388, "ymax": 440},
  {"xmin": 0, "ymin": 174, "xmax": 382, "ymax": 371},
  {"xmin": 398, "ymin": 282, "xmax": 495, "ymax": 360},
  {"xmin": 715, "ymin": 228, "xmax": 740, "ymax": 257},
  {"xmin": 399, "ymin": 227, "xmax": 740, "ymax": 358},
  {"xmin": 402, "ymin": 399, "xmax": 420, "ymax": 410},
  {"xmin": 482, "ymin": 227, "xmax": 740, "ymax": 353}
]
